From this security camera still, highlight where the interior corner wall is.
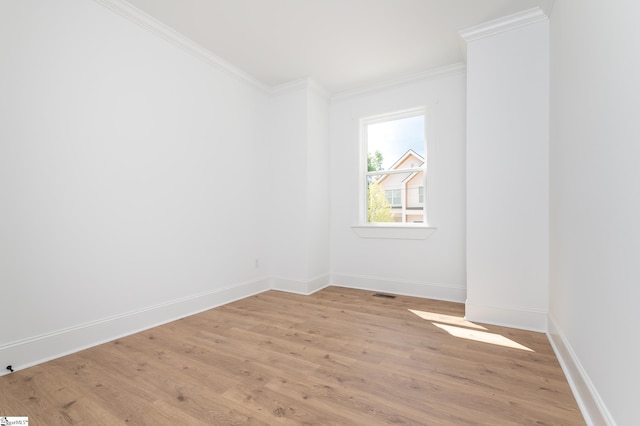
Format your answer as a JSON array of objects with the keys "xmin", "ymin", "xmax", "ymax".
[
  {"xmin": 265, "ymin": 87, "xmax": 309, "ymax": 284},
  {"xmin": 305, "ymin": 87, "xmax": 331, "ymax": 284},
  {"xmin": 329, "ymin": 73, "xmax": 467, "ymax": 302},
  {"xmin": 549, "ymin": 1, "xmax": 640, "ymax": 424},
  {"xmin": 267, "ymin": 84, "xmax": 331, "ymax": 294},
  {"xmin": 465, "ymin": 19, "xmax": 549, "ymax": 331},
  {"xmin": 0, "ymin": 0, "xmax": 270, "ymax": 373}
]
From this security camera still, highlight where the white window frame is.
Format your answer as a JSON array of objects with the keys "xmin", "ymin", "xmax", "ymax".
[{"xmin": 353, "ymin": 106, "xmax": 436, "ymax": 240}]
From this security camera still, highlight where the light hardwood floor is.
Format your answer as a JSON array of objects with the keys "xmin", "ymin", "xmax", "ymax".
[{"xmin": 0, "ymin": 286, "xmax": 584, "ymax": 425}]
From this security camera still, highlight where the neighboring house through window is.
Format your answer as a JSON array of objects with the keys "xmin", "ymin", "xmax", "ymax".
[
  {"xmin": 385, "ymin": 188, "xmax": 401, "ymax": 206},
  {"xmin": 361, "ymin": 108, "xmax": 426, "ymax": 224}
]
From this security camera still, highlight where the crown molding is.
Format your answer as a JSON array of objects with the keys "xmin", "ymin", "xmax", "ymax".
[
  {"xmin": 269, "ymin": 77, "xmax": 309, "ymax": 95},
  {"xmin": 539, "ymin": 0, "xmax": 555, "ymax": 18},
  {"xmin": 307, "ymin": 78, "xmax": 331, "ymax": 100},
  {"xmin": 93, "ymin": 0, "xmax": 270, "ymax": 92},
  {"xmin": 459, "ymin": 7, "xmax": 548, "ymax": 43},
  {"xmin": 331, "ymin": 62, "xmax": 466, "ymax": 101},
  {"xmin": 269, "ymin": 77, "xmax": 331, "ymax": 100}
]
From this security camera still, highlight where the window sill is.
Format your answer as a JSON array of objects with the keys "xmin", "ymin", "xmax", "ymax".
[{"xmin": 351, "ymin": 224, "xmax": 437, "ymax": 240}]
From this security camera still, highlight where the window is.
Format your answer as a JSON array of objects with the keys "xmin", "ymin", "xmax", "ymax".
[
  {"xmin": 361, "ymin": 108, "xmax": 426, "ymax": 225},
  {"xmin": 385, "ymin": 189, "xmax": 401, "ymax": 206}
]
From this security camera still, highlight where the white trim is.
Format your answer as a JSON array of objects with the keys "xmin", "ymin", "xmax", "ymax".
[
  {"xmin": 538, "ymin": 0, "xmax": 556, "ymax": 18},
  {"xmin": 370, "ymin": 166, "xmax": 424, "ymax": 179},
  {"xmin": 351, "ymin": 224, "xmax": 436, "ymax": 240},
  {"xmin": 270, "ymin": 77, "xmax": 330, "ymax": 100},
  {"xmin": 331, "ymin": 273, "xmax": 465, "ymax": 303},
  {"xmin": 459, "ymin": 7, "xmax": 549, "ymax": 43},
  {"xmin": 360, "ymin": 107, "xmax": 430, "ymax": 226},
  {"xmin": 93, "ymin": 0, "xmax": 269, "ymax": 91},
  {"xmin": 270, "ymin": 77, "xmax": 310, "ymax": 95},
  {"xmin": 361, "ymin": 107, "xmax": 426, "ymax": 127},
  {"xmin": 93, "ymin": 0, "xmax": 467, "ymax": 99},
  {"xmin": 464, "ymin": 301, "xmax": 547, "ymax": 332},
  {"xmin": 547, "ymin": 315, "xmax": 615, "ymax": 426},
  {"xmin": 0, "ymin": 278, "xmax": 270, "ymax": 377},
  {"xmin": 331, "ymin": 63, "xmax": 466, "ymax": 101},
  {"xmin": 307, "ymin": 78, "xmax": 331, "ymax": 100},
  {"xmin": 0, "ymin": 275, "xmax": 468, "ymax": 376},
  {"xmin": 270, "ymin": 273, "xmax": 331, "ymax": 295}
]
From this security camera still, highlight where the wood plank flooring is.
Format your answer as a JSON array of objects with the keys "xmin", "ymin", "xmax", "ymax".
[{"xmin": 0, "ymin": 286, "xmax": 584, "ymax": 425}]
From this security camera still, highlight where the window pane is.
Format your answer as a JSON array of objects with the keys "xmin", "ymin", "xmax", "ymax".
[
  {"xmin": 367, "ymin": 115, "xmax": 424, "ymax": 172},
  {"xmin": 367, "ymin": 178, "xmax": 394, "ymax": 223},
  {"xmin": 364, "ymin": 110, "xmax": 426, "ymax": 225}
]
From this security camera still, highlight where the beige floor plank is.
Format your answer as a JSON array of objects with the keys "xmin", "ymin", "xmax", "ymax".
[{"xmin": 0, "ymin": 287, "xmax": 584, "ymax": 425}]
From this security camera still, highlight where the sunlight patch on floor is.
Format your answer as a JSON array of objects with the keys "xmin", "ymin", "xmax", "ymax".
[
  {"xmin": 408, "ymin": 309, "xmax": 487, "ymax": 330},
  {"xmin": 409, "ymin": 309, "xmax": 534, "ymax": 352},
  {"xmin": 432, "ymin": 323, "xmax": 534, "ymax": 351}
]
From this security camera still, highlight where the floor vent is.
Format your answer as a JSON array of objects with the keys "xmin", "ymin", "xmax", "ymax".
[{"xmin": 372, "ymin": 293, "xmax": 396, "ymax": 299}]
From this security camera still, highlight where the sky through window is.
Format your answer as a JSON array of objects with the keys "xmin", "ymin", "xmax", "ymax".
[{"xmin": 367, "ymin": 115, "xmax": 424, "ymax": 170}]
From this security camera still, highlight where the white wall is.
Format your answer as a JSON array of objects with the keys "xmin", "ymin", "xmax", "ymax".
[
  {"xmin": 464, "ymin": 18, "xmax": 550, "ymax": 331},
  {"xmin": 10, "ymin": 6, "xmax": 636, "ymax": 424},
  {"xmin": 548, "ymin": 1, "xmax": 640, "ymax": 424},
  {"xmin": 267, "ymin": 81, "xmax": 331, "ymax": 293},
  {"xmin": 306, "ymin": 85, "xmax": 331, "ymax": 281},
  {"xmin": 266, "ymin": 87, "xmax": 309, "ymax": 282},
  {"xmin": 329, "ymin": 72, "xmax": 467, "ymax": 301},
  {"xmin": 0, "ymin": 0, "xmax": 270, "ymax": 371}
]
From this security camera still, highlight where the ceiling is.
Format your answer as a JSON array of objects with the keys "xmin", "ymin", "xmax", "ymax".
[{"xmin": 125, "ymin": 0, "xmax": 549, "ymax": 93}]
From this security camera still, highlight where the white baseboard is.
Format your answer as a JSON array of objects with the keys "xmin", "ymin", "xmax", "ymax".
[
  {"xmin": 547, "ymin": 315, "xmax": 614, "ymax": 426},
  {"xmin": 464, "ymin": 301, "xmax": 548, "ymax": 332},
  {"xmin": 270, "ymin": 273, "xmax": 330, "ymax": 295},
  {"xmin": 0, "ymin": 278, "xmax": 270, "ymax": 377},
  {"xmin": 330, "ymin": 273, "xmax": 466, "ymax": 303},
  {"xmin": 1, "ymin": 273, "xmax": 461, "ymax": 377}
]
